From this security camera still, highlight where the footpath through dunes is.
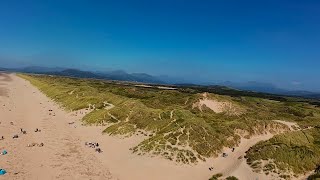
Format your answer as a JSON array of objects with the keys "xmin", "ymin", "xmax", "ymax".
[{"xmin": 0, "ymin": 73, "xmax": 114, "ymax": 180}]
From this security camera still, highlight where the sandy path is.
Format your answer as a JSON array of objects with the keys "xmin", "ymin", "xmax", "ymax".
[
  {"xmin": 0, "ymin": 73, "xmax": 279, "ymax": 180},
  {"xmin": 0, "ymin": 73, "xmax": 113, "ymax": 180},
  {"xmin": 210, "ymin": 135, "xmax": 275, "ymax": 180}
]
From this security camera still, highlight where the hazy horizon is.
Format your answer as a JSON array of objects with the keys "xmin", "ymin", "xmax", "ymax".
[{"xmin": 1, "ymin": 1, "xmax": 320, "ymax": 91}]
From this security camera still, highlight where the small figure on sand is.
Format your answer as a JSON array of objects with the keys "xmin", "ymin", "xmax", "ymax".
[
  {"xmin": 86, "ymin": 142, "xmax": 103, "ymax": 153},
  {"xmin": 20, "ymin": 128, "xmax": 27, "ymax": 134},
  {"xmin": 27, "ymin": 143, "xmax": 44, "ymax": 147},
  {"xmin": 1, "ymin": 150, "xmax": 7, "ymax": 155},
  {"xmin": 21, "ymin": 130, "xmax": 27, "ymax": 134},
  {"xmin": 96, "ymin": 148, "xmax": 102, "ymax": 153},
  {"xmin": 13, "ymin": 134, "xmax": 19, "ymax": 139},
  {"xmin": 222, "ymin": 153, "xmax": 228, "ymax": 158},
  {"xmin": 85, "ymin": 142, "xmax": 96, "ymax": 148},
  {"xmin": 0, "ymin": 169, "xmax": 7, "ymax": 175},
  {"xmin": 27, "ymin": 143, "xmax": 37, "ymax": 147}
]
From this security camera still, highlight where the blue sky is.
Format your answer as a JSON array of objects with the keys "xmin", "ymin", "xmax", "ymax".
[{"xmin": 0, "ymin": 0, "xmax": 320, "ymax": 91}]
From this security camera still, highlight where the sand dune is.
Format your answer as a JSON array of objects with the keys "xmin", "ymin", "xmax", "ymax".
[{"xmin": 0, "ymin": 73, "xmax": 280, "ymax": 180}]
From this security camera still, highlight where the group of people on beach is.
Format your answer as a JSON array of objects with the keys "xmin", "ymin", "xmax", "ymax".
[
  {"xmin": 0, "ymin": 122, "xmax": 44, "ymax": 176},
  {"xmin": 85, "ymin": 142, "xmax": 103, "ymax": 153}
]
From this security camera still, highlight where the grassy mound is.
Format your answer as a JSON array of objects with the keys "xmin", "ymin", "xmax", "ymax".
[{"xmin": 246, "ymin": 127, "xmax": 320, "ymax": 177}]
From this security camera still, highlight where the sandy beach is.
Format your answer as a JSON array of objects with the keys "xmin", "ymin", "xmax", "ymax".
[
  {"xmin": 0, "ymin": 73, "xmax": 279, "ymax": 180},
  {"xmin": 0, "ymin": 73, "xmax": 114, "ymax": 180}
]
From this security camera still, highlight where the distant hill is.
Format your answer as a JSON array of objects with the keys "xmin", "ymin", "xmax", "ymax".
[
  {"xmin": 1, "ymin": 66, "xmax": 164, "ymax": 84},
  {"xmin": 20, "ymin": 66, "xmax": 66, "ymax": 73},
  {"xmin": 95, "ymin": 70, "xmax": 164, "ymax": 84},
  {"xmin": 157, "ymin": 75, "xmax": 189, "ymax": 84},
  {"xmin": 131, "ymin": 73, "xmax": 163, "ymax": 83},
  {"xmin": 284, "ymin": 91, "xmax": 320, "ymax": 99},
  {"xmin": 220, "ymin": 81, "xmax": 320, "ymax": 100},
  {"xmin": 51, "ymin": 69, "xmax": 164, "ymax": 84},
  {"xmin": 49, "ymin": 69, "xmax": 105, "ymax": 79},
  {"xmin": 221, "ymin": 81, "xmax": 284, "ymax": 94},
  {"xmin": 1, "ymin": 66, "xmax": 319, "ymax": 99}
]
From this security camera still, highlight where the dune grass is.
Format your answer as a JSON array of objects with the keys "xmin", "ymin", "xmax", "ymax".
[
  {"xmin": 19, "ymin": 74, "xmax": 320, "ymax": 168},
  {"xmin": 209, "ymin": 173, "xmax": 223, "ymax": 180},
  {"xmin": 246, "ymin": 127, "xmax": 320, "ymax": 177}
]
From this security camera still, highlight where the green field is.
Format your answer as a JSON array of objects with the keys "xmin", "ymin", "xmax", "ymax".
[{"xmin": 19, "ymin": 74, "xmax": 320, "ymax": 176}]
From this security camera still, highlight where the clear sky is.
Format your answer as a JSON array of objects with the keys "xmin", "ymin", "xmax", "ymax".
[{"xmin": 0, "ymin": 0, "xmax": 320, "ymax": 91}]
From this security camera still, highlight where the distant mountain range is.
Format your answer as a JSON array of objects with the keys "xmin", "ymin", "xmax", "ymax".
[
  {"xmin": 0, "ymin": 66, "xmax": 164, "ymax": 84},
  {"xmin": 219, "ymin": 81, "xmax": 320, "ymax": 99},
  {"xmin": 1, "ymin": 66, "xmax": 320, "ymax": 99}
]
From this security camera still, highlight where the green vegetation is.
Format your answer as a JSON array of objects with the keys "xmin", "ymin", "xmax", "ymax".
[
  {"xmin": 19, "ymin": 74, "xmax": 320, "ymax": 172},
  {"xmin": 209, "ymin": 173, "xmax": 223, "ymax": 180},
  {"xmin": 308, "ymin": 167, "xmax": 320, "ymax": 180},
  {"xmin": 308, "ymin": 173, "xmax": 320, "ymax": 180},
  {"xmin": 226, "ymin": 176, "xmax": 239, "ymax": 180},
  {"xmin": 246, "ymin": 127, "xmax": 320, "ymax": 177}
]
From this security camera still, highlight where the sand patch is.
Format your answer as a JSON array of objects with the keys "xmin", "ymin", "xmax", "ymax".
[
  {"xmin": 135, "ymin": 84, "xmax": 153, "ymax": 88},
  {"xmin": 273, "ymin": 120, "xmax": 300, "ymax": 131},
  {"xmin": 198, "ymin": 99, "xmax": 233, "ymax": 113},
  {"xmin": 193, "ymin": 93, "xmax": 242, "ymax": 115},
  {"xmin": 157, "ymin": 86, "xmax": 177, "ymax": 90},
  {"xmin": 0, "ymin": 88, "xmax": 7, "ymax": 97},
  {"xmin": 134, "ymin": 84, "xmax": 177, "ymax": 90}
]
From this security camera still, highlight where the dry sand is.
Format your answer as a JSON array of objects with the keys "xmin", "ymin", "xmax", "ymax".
[
  {"xmin": 0, "ymin": 73, "xmax": 113, "ymax": 180},
  {"xmin": 210, "ymin": 134, "xmax": 275, "ymax": 180},
  {"xmin": 198, "ymin": 98, "xmax": 229, "ymax": 113},
  {"xmin": 273, "ymin": 120, "xmax": 299, "ymax": 131},
  {"xmin": 0, "ymin": 73, "xmax": 280, "ymax": 180}
]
